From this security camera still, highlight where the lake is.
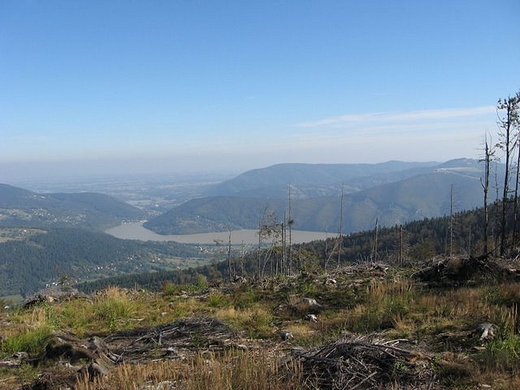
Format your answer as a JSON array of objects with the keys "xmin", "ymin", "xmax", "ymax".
[{"xmin": 106, "ymin": 222, "xmax": 337, "ymax": 245}]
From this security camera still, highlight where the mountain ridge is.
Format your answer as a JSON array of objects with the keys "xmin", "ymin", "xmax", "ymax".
[
  {"xmin": 145, "ymin": 158, "xmax": 498, "ymax": 235},
  {"xmin": 207, "ymin": 160, "xmax": 440, "ymax": 199}
]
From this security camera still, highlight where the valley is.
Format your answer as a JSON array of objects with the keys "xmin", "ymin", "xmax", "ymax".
[
  {"xmin": 11, "ymin": 171, "xmax": 234, "ymax": 216},
  {"xmin": 0, "ymin": 158, "xmax": 496, "ymax": 299},
  {"xmin": 2, "ymin": 158, "xmax": 520, "ymax": 389}
]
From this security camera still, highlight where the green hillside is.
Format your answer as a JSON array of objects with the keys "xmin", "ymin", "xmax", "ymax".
[
  {"xmin": 144, "ymin": 196, "xmax": 287, "ymax": 234},
  {"xmin": 0, "ymin": 184, "xmax": 147, "ymax": 231},
  {"xmin": 0, "ymin": 227, "xmax": 206, "ymax": 297},
  {"xmin": 81, "ymin": 201, "xmax": 497, "ymax": 293},
  {"xmin": 144, "ymin": 159, "xmax": 491, "ymax": 234}
]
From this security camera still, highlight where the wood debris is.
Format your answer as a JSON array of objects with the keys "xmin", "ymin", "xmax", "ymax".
[
  {"xmin": 103, "ymin": 317, "xmax": 241, "ymax": 363},
  {"xmin": 19, "ymin": 317, "xmax": 243, "ymax": 389},
  {"xmin": 292, "ymin": 334, "xmax": 440, "ymax": 390}
]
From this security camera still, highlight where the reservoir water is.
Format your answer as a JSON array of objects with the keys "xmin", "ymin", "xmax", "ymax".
[{"xmin": 106, "ymin": 222, "xmax": 336, "ymax": 245}]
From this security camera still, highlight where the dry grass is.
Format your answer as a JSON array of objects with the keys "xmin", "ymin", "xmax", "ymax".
[
  {"xmin": 3, "ymin": 272, "xmax": 520, "ymax": 389},
  {"xmin": 74, "ymin": 350, "xmax": 301, "ymax": 390}
]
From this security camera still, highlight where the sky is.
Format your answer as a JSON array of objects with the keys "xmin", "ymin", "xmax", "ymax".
[{"xmin": 1, "ymin": 0, "xmax": 519, "ymax": 183}]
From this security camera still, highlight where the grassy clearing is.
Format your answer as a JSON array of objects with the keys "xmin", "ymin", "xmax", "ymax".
[{"xmin": 2, "ymin": 265, "xmax": 520, "ymax": 389}]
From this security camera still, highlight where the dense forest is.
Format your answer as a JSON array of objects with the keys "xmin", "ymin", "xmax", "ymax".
[
  {"xmin": 76, "ymin": 199, "xmax": 511, "ymax": 294},
  {"xmin": 0, "ymin": 227, "xmax": 205, "ymax": 297}
]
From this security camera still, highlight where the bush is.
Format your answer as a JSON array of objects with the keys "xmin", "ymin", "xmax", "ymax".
[
  {"xmin": 1, "ymin": 325, "xmax": 53, "ymax": 356},
  {"xmin": 93, "ymin": 287, "xmax": 136, "ymax": 331},
  {"xmin": 478, "ymin": 334, "xmax": 520, "ymax": 374}
]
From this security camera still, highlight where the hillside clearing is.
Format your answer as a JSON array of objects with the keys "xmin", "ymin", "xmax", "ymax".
[{"xmin": 2, "ymin": 258, "xmax": 520, "ymax": 389}]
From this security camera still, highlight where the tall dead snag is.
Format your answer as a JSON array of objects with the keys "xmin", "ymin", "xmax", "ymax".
[
  {"xmin": 337, "ymin": 185, "xmax": 344, "ymax": 267},
  {"xmin": 496, "ymin": 92, "xmax": 520, "ymax": 257},
  {"xmin": 449, "ymin": 185, "xmax": 454, "ymax": 257},
  {"xmin": 510, "ymin": 92, "xmax": 520, "ymax": 248},
  {"xmin": 325, "ymin": 186, "xmax": 344, "ymax": 270},
  {"xmin": 286, "ymin": 185, "xmax": 294, "ymax": 275},
  {"xmin": 372, "ymin": 217, "xmax": 379, "ymax": 262},
  {"xmin": 480, "ymin": 135, "xmax": 495, "ymax": 257},
  {"xmin": 398, "ymin": 225, "xmax": 404, "ymax": 264},
  {"xmin": 258, "ymin": 208, "xmax": 283, "ymax": 278},
  {"xmin": 227, "ymin": 229, "xmax": 233, "ymax": 281}
]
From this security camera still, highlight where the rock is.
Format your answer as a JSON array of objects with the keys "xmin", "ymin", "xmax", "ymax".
[
  {"xmin": 300, "ymin": 298, "xmax": 321, "ymax": 307},
  {"xmin": 476, "ymin": 323, "xmax": 496, "ymax": 340},
  {"xmin": 13, "ymin": 351, "xmax": 29, "ymax": 361},
  {"xmin": 280, "ymin": 330, "xmax": 293, "ymax": 341},
  {"xmin": 324, "ymin": 278, "xmax": 337, "ymax": 286}
]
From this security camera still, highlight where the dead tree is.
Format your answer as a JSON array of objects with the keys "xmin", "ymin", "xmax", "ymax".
[
  {"xmin": 372, "ymin": 217, "xmax": 379, "ymax": 263},
  {"xmin": 286, "ymin": 185, "xmax": 294, "ymax": 275},
  {"xmin": 509, "ymin": 92, "xmax": 520, "ymax": 248},
  {"xmin": 258, "ymin": 209, "xmax": 283, "ymax": 278},
  {"xmin": 480, "ymin": 135, "xmax": 495, "ymax": 257},
  {"xmin": 325, "ymin": 186, "xmax": 344, "ymax": 270},
  {"xmin": 496, "ymin": 92, "xmax": 520, "ymax": 256}
]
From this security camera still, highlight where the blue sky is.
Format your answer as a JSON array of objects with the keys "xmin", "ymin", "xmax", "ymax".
[{"xmin": 1, "ymin": 1, "xmax": 519, "ymax": 182}]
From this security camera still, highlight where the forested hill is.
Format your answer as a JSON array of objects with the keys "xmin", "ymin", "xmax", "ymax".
[
  {"xmin": 78, "ymin": 202, "xmax": 495, "ymax": 294},
  {"xmin": 0, "ymin": 227, "xmax": 204, "ymax": 297},
  {"xmin": 144, "ymin": 159, "xmax": 497, "ymax": 235},
  {"xmin": 0, "ymin": 183, "xmax": 147, "ymax": 231},
  {"xmin": 206, "ymin": 161, "xmax": 439, "ymax": 198}
]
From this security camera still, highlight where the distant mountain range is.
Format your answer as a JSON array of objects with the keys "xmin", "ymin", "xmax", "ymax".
[
  {"xmin": 0, "ymin": 159, "xmax": 502, "ymax": 236},
  {"xmin": 144, "ymin": 159, "xmax": 501, "ymax": 235},
  {"xmin": 206, "ymin": 161, "xmax": 439, "ymax": 199},
  {"xmin": 0, "ymin": 184, "xmax": 146, "ymax": 231},
  {"xmin": 0, "ymin": 158, "xmax": 504, "ymax": 296}
]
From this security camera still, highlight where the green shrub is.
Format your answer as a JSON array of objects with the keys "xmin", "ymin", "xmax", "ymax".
[
  {"xmin": 1, "ymin": 325, "xmax": 53, "ymax": 356},
  {"xmin": 245, "ymin": 309, "xmax": 273, "ymax": 338},
  {"xmin": 94, "ymin": 297, "xmax": 135, "ymax": 331},
  {"xmin": 233, "ymin": 286, "xmax": 258, "ymax": 310},
  {"xmin": 206, "ymin": 291, "xmax": 227, "ymax": 308},
  {"xmin": 161, "ymin": 280, "xmax": 179, "ymax": 296},
  {"xmin": 478, "ymin": 334, "xmax": 520, "ymax": 374},
  {"xmin": 196, "ymin": 275, "xmax": 209, "ymax": 291},
  {"xmin": 17, "ymin": 363, "xmax": 38, "ymax": 385}
]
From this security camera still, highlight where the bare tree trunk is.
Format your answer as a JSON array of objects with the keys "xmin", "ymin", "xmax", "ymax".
[
  {"xmin": 497, "ymin": 92, "xmax": 520, "ymax": 257},
  {"xmin": 372, "ymin": 218, "xmax": 379, "ymax": 263},
  {"xmin": 480, "ymin": 137, "xmax": 492, "ymax": 257},
  {"xmin": 337, "ymin": 185, "xmax": 344, "ymax": 268},
  {"xmin": 287, "ymin": 185, "xmax": 293, "ymax": 275},
  {"xmin": 514, "ymin": 131, "xmax": 520, "ymax": 247},
  {"xmin": 227, "ymin": 230, "xmax": 233, "ymax": 281},
  {"xmin": 399, "ymin": 225, "xmax": 404, "ymax": 264},
  {"xmin": 449, "ymin": 185, "xmax": 454, "ymax": 257}
]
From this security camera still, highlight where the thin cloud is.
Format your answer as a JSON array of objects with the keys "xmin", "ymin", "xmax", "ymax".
[{"xmin": 296, "ymin": 106, "xmax": 496, "ymax": 128}]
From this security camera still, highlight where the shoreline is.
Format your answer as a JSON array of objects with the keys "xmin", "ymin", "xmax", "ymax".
[{"xmin": 106, "ymin": 222, "xmax": 337, "ymax": 245}]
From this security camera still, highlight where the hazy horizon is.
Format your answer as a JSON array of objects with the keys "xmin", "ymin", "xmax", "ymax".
[
  {"xmin": 1, "ymin": 1, "xmax": 518, "ymax": 185},
  {"xmin": 0, "ymin": 156, "xmax": 480, "ymax": 191}
]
